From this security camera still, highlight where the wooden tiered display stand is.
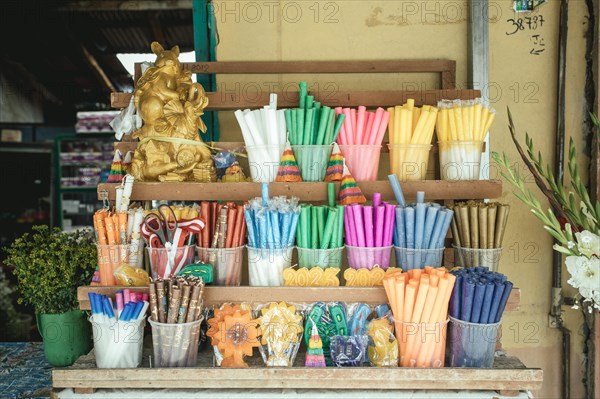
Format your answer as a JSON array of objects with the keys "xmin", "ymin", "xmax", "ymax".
[{"xmin": 53, "ymin": 60, "xmax": 542, "ymax": 396}]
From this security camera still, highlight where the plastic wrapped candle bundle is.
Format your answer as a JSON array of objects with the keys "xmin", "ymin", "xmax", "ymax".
[
  {"xmin": 392, "ymin": 190, "xmax": 454, "ymax": 270},
  {"xmin": 335, "ymin": 106, "xmax": 390, "ymax": 181},
  {"xmin": 245, "ymin": 183, "xmax": 300, "ymax": 286},
  {"xmin": 236, "ymin": 94, "xmax": 286, "ymax": 182},
  {"xmin": 257, "ymin": 302, "xmax": 304, "ymax": 367},
  {"xmin": 387, "ymin": 99, "xmax": 438, "ymax": 181},
  {"xmin": 451, "ymin": 201, "xmax": 509, "ymax": 271},
  {"xmin": 88, "ymin": 292, "xmax": 149, "ymax": 368},
  {"xmin": 447, "ymin": 267, "xmax": 512, "ymax": 367},
  {"xmin": 345, "ymin": 192, "xmax": 395, "ymax": 270},
  {"xmin": 382, "ymin": 267, "xmax": 456, "ymax": 368},
  {"xmin": 436, "ymin": 99, "xmax": 495, "ymax": 180}
]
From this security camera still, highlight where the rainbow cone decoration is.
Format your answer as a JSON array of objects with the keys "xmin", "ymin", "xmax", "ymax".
[
  {"xmin": 324, "ymin": 142, "xmax": 344, "ymax": 182},
  {"xmin": 276, "ymin": 142, "xmax": 302, "ymax": 182},
  {"xmin": 305, "ymin": 322, "xmax": 326, "ymax": 367},
  {"xmin": 338, "ymin": 161, "xmax": 366, "ymax": 205},
  {"xmin": 122, "ymin": 150, "xmax": 133, "ymax": 173},
  {"xmin": 107, "ymin": 149, "xmax": 125, "ymax": 183}
]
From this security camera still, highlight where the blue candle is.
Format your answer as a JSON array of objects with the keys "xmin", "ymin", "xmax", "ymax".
[
  {"xmin": 488, "ymin": 282, "xmax": 506, "ymax": 323},
  {"xmin": 395, "ymin": 206, "xmax": 406, "ymax": 247},
  {"xmin": 470, "ymin": 281, "xmax": 487, "ymax": 323},
  {"xmin": 422, "ymin": 206, "xmax": 439, "ymax": 249},
  {"xmin": 449, "ymin": 274, "xmax": 463, "ymax": 318},
  {"xmin": 461, "ymin": 278, "xmax": 475, "ymax": 322},
  {"xmin": 404, "ymin": 207, "xmax": 415, "ymax": 249},
  {"xmin": 288, "ymin": 211, "xmax": 300, "ymax": 246},
  {"xmin": 479, "ymin": 282, "xmax": 495, "ymax": 323},
  {"xmin": 387, "ymin": 174, "xmax": 406, "ymax": 207},
  {"xmin": 415, "ymin": 203, "xmax": 426, "ymax": 249},
  {"xmin": 244, "ymin": 208, "xmax": 257, "ymax": 247},
  {"xmin": 435, "ymin": 209, "xmax": 455, "ymax": 248},
  {"xmin": 261, "ymin": 182, "xmax": 269, "ymax": 206},
  {"xmin": 416, "ymin": 191, "xmax": 425, "ymax": 204},
  {"xmin": 428, "ymin": 210, "xmax": 447, "ymax": 249},
  {"xmin": 270, "ymin": 210, "xmax": 281, "ymax": 248},
  {"xmin": 494, "ymin": 281, "xmax": 513, "ymax": 323}
]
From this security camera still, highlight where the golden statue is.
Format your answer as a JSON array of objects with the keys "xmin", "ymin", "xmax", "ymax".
[{"xmin": 130, "ymin": 42, "xmax": 213, "ymax": 182}]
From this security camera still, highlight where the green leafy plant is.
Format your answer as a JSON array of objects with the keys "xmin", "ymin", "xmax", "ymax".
[{"xmin": 4, "ymin": 225, "xmax": 97, "ymax": 314}]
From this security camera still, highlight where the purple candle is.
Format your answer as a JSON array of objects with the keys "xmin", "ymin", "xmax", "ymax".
[
  {"xmin": 374, "ymin": 205, "xmax": 385, "ymax": 247},
  {"xmin": 352, "ymin": 204, "xmax": 366, "ymax": 247},
  {"xmin": 363, "ymin": 206, "xmax": 374, "ymax": 247}
]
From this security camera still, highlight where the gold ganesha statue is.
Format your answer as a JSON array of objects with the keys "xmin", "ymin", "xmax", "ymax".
[{"xmin": 130, "ymin": 42, "xmax": 212, "ymax": 182}]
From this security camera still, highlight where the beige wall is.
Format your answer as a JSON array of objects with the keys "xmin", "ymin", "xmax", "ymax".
[{"xmin": 212, "ymin": 1, "xmax": 592, "ymax": 397}]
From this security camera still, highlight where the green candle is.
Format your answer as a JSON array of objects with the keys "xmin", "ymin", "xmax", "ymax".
[
  {"xmin": 311, "ymin": 205, "xmax": 319, "ymax": 249},
  {"xmin": 335, "ymin": 205, "xmax": 345, "ymax": 248},
  {"xmin": 320, "ymin": 208, "xmax": 337, "ymax": 249},
  {"xmin": 306, "ymin": 95, "xmax": 314, "ymax": 109},
  {"xmin": 327, "ymin": 182, "xmax": 336, "ymax": 207},
  {"xmin": 297, "ymin": 109, "xmax": 305, "ymax": 146},
  {"xmin": 316, "ymin": 107, "xmax": 331, "ymax": 145},
  {"xmin": 331, "ymin": 113, "xmax": 346, "ymax": 144},
  {"xmin": 304, "ymin": 108, "xmax": 315, "ymax": 146},
  {"xmin": 299, "ymin": 81, "xmax": 308, "ymax": 109}
]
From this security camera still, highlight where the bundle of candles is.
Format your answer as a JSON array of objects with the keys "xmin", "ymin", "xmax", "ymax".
[
  {"xmin": 149, "ymin": 276, "xmax": 206, "ymax": 367},
  {"xmin": 345, "ymin": 192, "xmax": 396, "ymax": 269},
  {"xmin": 436, "ymin": 100, "xmax": 495, "ymax": 180},
  {"xmin": 197, "ymin": 201, "xmax": 247, "ymax": 249},
  {"xmin": 235, "ymin": 94, "xmax": 286, "ymax": 149},
  {"xmin": 388, "ymin": 100, "xmax": 438, "ymax": 180},
  {"xmin": 88, "ymin": 292, "xmax": 149, "ymax": 368},
  {"xmin": 451, "ymin": 201, "xmax": 510, "ymax": 249},
  {"xmin": 382, "ymin": 267, "xmax": 457, "ymax": 368},
  {"xmin": 449, "ymin": 267, "xmax": 513, "ymax": 324},
  {"xmin": 244, "ymin": 184, "xmax": 300, "ymax": 249},
  {"xmin": 94, "ymin": 207, "xmax": 145, "ymax": 285},
  {"xmin": 297, "ymin": 204, "xmax": 344, "ymax": 249},
  {"xmin": 284, "ymin": 82, "xmax": 345, "ymax": 146},
  {"xmin": 436, "ymin": 99, "xmax": 495, "ymax": 142},
  {"xmin": 335, "ymin": 106, "xmax": 389, "ymax": 146}
]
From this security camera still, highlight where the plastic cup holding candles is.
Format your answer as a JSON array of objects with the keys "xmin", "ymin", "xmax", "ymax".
[
  {"xmin": 247, "ymin": 246, "xmax": 294, "ymax": 286},
  {"xmin": 147, "ymin": 245, "xmax": 196, "ymax": 280},
  {"xmin": 297, "ymin": 247, "xmax": 344, "ymax": 269},
  {"xmin": 149, "ymin": 316, "xmax": 203, "ymax": 367},
  {"xmin": 338, "ymin": 144, "xmax": 382, "ymax": 181},
  {"xmin": 197, "ymin": 246, "xmax": 244, "ymax": 286},
  {"xmin": 438, "ymin": 140, "xmax": 484, "ymax": 180},
  {"xmin": 246, "ymin": 144, "xmax": 282, "ymax": 183},
  {"xmin": 395, "ymin": 319, "xmax": 449, "ymax": 367},
  {"xmin": 346, "ymin": 245, "xmax": 393, "ymax": 270},
  {"xmin": 292, "ymin": 145, "xmax": 333, "ymax": 182},
  {"xmin": 388, "ymin": 144, "xmax": 432, "ymax": 181},
  {"xmin": 91, "ymin": 315, "xmax": 145, "ymax": 368},
  {"xmin": 448, "ymin": 316, "xmax": 501, "ymax": 368}
]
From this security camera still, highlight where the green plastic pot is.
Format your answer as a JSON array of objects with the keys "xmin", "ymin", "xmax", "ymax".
[{"xmin": 36, "ymin": 309, "xmax": 92, "ymax": 367}]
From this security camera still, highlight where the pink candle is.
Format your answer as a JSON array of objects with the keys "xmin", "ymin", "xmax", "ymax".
[
  {"xmin": 116, "ymin": 292, "xmax": 124, "ymax": 314},
  {"xmin": 373, "ymin": 192, "xmax": 382, "ymax": 209},
  {"xmin": 369, "ymin": 108, "xmax": 385, "ymax": 145},
  {"xmin": 350, "ymin": 108, "xmax": 357, "ymax": 144},
  {"xmin": 345, "ymin": 205, "xmax": 358, "ymax": 246},
  {"xmin": 343, "ymin": 108, "xmax": 353, "ymax": 144},
  {"xmin": 363, "ymin": 206, "xmax": 374, "ymax": 247},
  {"xmin": 123, "ymin": 288, "xmax": 131, "ymax": 304},
  {"xmin": 383, "ymin": 203, "xmax": 396, "ymax": 246},
  {"xmin": 374, "ymin": 205, "xmax": 385, "ymax": 247},
  {"xmin": 352, "ymin": 204, "xmax": 366, "ymax": 247},
  {"xmin": 372, "ymin": 110, "xmax": 390, "ymax": 146},
  {"xmin": 356, "ymin": 106, "xmax": 366, "ymax": 145},
  {"xmin": 364, "ymin": 112, "xmax": 375, "ymax": 145}
]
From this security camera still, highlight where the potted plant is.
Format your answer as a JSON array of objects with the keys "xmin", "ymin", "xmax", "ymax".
[{"xmin": 5, "ymin": 225, "xmax": 97, "ymax": 366}]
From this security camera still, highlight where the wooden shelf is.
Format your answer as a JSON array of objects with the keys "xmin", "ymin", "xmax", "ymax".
[
  {"xmin": 53, "ymin": 348, "xmax": 542, "ymax": 395},
  {"xmin": 77, "ymin": 286, "xmax": 520, "ymax": 312},
  {"xmin": 97, "ymin": 180, "xmax": 502, "ymax": 202}
]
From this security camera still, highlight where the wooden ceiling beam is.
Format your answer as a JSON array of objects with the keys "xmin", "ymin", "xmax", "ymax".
[{"xmin": 61, "ymin": 1, "xmax": 192, "ymax": 11}]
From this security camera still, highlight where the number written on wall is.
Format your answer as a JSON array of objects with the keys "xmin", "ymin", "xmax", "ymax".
[{"xmin": 506, "ymin": 15, "xmax": 546, "ymax": 56}]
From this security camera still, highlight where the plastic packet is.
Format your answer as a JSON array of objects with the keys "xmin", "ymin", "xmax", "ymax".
[
  {"xmin": 367, "ymin": 316, "xmax": 398, "ymax": 367},
  {"xmin": 303, "ymin": 302, "xmax": 348, "ymax": 366},
  {"xmin": 206, "ymin": 303, "xmax": 256, "ymax": 367},
  {"xmin": 110, "ymin": 97, "xmax": 141, "ymax": 141},
  {"xmin": 113, "ymin": 263, "xmax": 150, "ymax": 286},
  {"xmin": 330, "ymin": 335, "xmax": 369, "ymax": 367},
  {"xmin": 256, "ymin": 301, "xmax": 304, "ymax": 367}
]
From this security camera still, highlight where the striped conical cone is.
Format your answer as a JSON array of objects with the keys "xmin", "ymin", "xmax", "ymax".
[
  {"xmin": 324, "ymin": 142, "xmax": 343, "ymax": 182},
  {"xmin": 276, "ymin": 142, "xmax": 302, "ymax": 182},
  {"xmin": 305, "ymin": 323, "xmax": 326, "ymax": 367},
  {"xmin": 107, "ymin": 149, "xmax": 125, "ymax": 183},
  {"xmin": 338, "ymin": 161, "xmax": 366, "ymax": 205},
  {"xmin": 122, "ymin": 150, "xmax": 133, "ymax": 173}
]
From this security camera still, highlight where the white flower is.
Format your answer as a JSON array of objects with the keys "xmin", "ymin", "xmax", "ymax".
[
  {"xmin": 575, "ymin": 230, "xmax": 600, "ymax": 258},
  {"xmin": 565, "ymin": 255, "xmax": 600, "ymax": 310}
]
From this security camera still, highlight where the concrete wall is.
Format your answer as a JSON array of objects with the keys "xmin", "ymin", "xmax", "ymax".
[{"xmin": 212, "ymin": 1, "xmax": 592, "ymax": 397}]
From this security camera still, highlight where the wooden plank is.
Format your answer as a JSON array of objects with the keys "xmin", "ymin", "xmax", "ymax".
[
  {"xmin": 97, "ymin": 180, "xmax": 502, "ymax": 202},
  {"xmin": 52, "ymin": 356, "xmax": 542, "ymax": 391},
  {"xmin": 111, "ymin": 89, "xmax": 480, "ymax": 109},
  {"xmin": 77, "ymin": 286, "xmax": 521, "ymax": 312},
  {"xmin": 175, "ymin": 60, "xmax": 456, "ymax": 75}
]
